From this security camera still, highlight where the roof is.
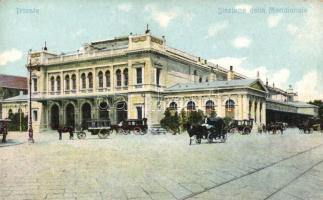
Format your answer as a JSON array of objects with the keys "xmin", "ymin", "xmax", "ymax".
[
  {"xmin": 287, "ymin": 101, "xmax": 318, "ymax": 108},
  {"xmin": 0, "ymin": 74, "xmax": 27, "ymax": 90},
  {"xmin": 0, "ymin": 92, "xmax": 28, "ymax": 103},
  {"xmin": 165, "ymin": 79, "xmax": 267, "ymax": 92}
]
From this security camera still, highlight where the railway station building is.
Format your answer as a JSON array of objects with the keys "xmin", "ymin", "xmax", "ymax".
[{"xmin": 0, "ymin": 31, "xmax": 318, "ymax": 133}]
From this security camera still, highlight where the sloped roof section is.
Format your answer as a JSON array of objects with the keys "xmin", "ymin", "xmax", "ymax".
[
  {"xmin": 0, "ymin": 74, "xmax": 27, "ymax": 90},
  {"xmin": 0, "ymin": 91, "xmax": 27, "ymax": 103},
  {"xmin": 166, "ymin": 79, "xmax": 267, "ymax": 93}
]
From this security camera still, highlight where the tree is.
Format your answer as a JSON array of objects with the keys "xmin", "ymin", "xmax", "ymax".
[
  {"xmin": 180, "ymin": 108, "xmax": 187, "ymax": 131},
  {"xmin": 209, "ymin": 110, "xmax": 217, "ymax": 118},
  {"xmin": 160, "ymin": 108, "xmax": 180, "ymax": 134},
  {"xmin": 187, "ymin": 109, "xmax": 204, "ymax": 125},
  {"xmin": 8, "ymin": 112, "xmax": 28, "ymax": 131}
]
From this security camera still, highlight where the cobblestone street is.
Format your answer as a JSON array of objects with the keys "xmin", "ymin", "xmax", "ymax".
[{"xmin": 1, "ymin": 129, "xmax": 323, "ymax": 200}]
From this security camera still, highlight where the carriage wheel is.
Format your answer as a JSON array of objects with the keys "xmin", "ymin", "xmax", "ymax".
[
  {"xmin": 77, "ymin": 131, "xmax": 86, "ymax": 139},
  {"xmin": 119, "ymin": 128, "xmax": 128, "ymax": 135},
  {"xmin": 98, "ymin": 129, "xmax": 110, "ymax": 139},
  {"xmin": 229, "ymin": 128, "xmax": 235, "ymax": 134},
  {"xmin": 134, "ymin": 127, "xmax": 142, "ymax": 135},
  {"xmin": 243, "ymin": 127, "xmax": 251, "ymax": 135},
  {"xmin": 141, "ymin": 129, "xmax": 147, "ymax": 135}
]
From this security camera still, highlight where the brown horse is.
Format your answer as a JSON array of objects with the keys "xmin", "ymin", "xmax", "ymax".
[{"xmin": 57, "ymin": 126, "xmax": 74, "ymax": 140}]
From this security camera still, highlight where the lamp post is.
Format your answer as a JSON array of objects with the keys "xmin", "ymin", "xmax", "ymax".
[{"xmin": 27, "ymin": 52, "xmax": 34, "ymax": 143}]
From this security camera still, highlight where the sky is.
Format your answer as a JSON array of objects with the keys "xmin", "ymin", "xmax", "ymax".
[{"xmin": 0, "ymin": 0, "xmax": 322, "ymax": 101}]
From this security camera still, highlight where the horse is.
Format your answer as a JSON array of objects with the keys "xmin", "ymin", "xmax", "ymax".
[
  {"xmin": 57, "ymin": 126, "xmax": 74, "ymax": 140},
  {"xmin": 266, "ymin": 122, "xmax": 284, "ymax": 134},
  {"xmin": 185, "ymin": 122, "xmax": 208, "ymax": 145}
]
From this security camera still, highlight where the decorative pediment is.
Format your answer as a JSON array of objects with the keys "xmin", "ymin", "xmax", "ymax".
[{"xmin": 249, "ymin": 80, "xmax": 268, "ymax": 93}]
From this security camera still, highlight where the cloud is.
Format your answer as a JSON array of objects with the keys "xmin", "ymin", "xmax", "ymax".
[
  {"xmin": 118, "ymin": 3, "xmax": 132, "ymax": 12},
  {"xmin": 144, "ymin": 4, "xmax": 179, "ymax": 28},
  {"xmin": 207, "ymin": 21, "xmax": 228, "ymax": 38},
  {"xmin": 267, "ymin": 15, "xmax": 283, "ymax": 28},
  {"xmin": 0, "ymin": 49, "xmax": 23, "ymax": 65},
  {"xmin": 208, "ymin": 56, "xmax": 290, "ymax": 88},
  {"xmin": 235, "ymin": 4, "xmax": 252, "ymax": 14},
  {"xmin": 295, "ymin": 70, "xmax": 323, "ymax": 101},
  {"xmin": 232, "ymin": 36, "xmax": 251, "ymax": 48},
  {"xmin": 286, "ymin": 24, "xmax": 298, "ymax": 35}
]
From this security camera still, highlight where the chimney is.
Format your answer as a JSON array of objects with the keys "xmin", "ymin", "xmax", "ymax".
[
  {"xmin": 257, "ymin": 71, "xmax": 260, "ymax": 79},
  {"xmin": 227, "ymin": 66, "xmax": 234, "ymax": 80},
  {"xmin": 266, "ymin": 78, "xmax": 268, "ymax": 86},
  {"xmin": 273, "ymin": 82, "xmax": 275, "ymax": 88}
]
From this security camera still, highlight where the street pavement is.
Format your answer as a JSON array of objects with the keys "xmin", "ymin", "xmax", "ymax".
[{"xmin": 0, "ymin": 129, "xmax": 323, "ymax": 200}]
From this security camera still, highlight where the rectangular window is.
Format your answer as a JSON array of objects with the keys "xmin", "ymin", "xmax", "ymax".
[
  {"xmin": 136, "ymin": 68, "xmax": 142, "ymax": 84},
  {"xmin": 33, "ymin": 110, "xmax": 38, "ymax": 121},
  {"xmin": 33, "ymin": 78, "xmax": 37, "ymax": 92},
  {"xmin": 136, "ymin": 106, "xmax": 142, "ymax": 119},
  {"xmin": 156, "ymin": 68, "xmax": 161, "ymax": 86}
]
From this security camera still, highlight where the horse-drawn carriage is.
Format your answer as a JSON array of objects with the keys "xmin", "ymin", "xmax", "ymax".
[
  {"xmin": 297, "ymin": 118, "xmax": 321, "ymax": 134},
  {"xmin": 228, "ymin": 119, "xmax": 253, "ymax": 135},
  {"xmin": 0, "ymin": 119, "xmax": 11, "ymax": 143},
  {"xmin": 58, "ymin": 119, "xmax": 112, "ymax": 139},
  {"xmin": 186, "ymin": 117, "xmax": 227, "ymax": 145},
  {"xmin": 111, "ymin": 118, "xmax": 148, "ymax": 135},
  {"xmin": 265, "ymin": 122, "xmax": 285, "ymax": 134}
]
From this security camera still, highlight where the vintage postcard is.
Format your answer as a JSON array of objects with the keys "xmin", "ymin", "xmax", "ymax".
[{"xmin": 0, "ymin": 0, "xmax": 322, "ymax": 199}]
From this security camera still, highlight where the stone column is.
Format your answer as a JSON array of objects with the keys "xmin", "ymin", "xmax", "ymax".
[
  {"xmin": 234, "ymin": 96, "xmax": 239, "ymax": 120},
  {"xmin": 239, "ymin": 95, "xmax": 243, "ymax": 120},
  {"xmin": 217, "ymin": 96, "xmax": 222, "ymax": 117},
  {"xmin": 261, "ymin": 101, "xmax": 266, "ymax": 124},
  {"xmin": 251, "ymin": 98, "xmax": 255, "ymax": 120},
  {"xmin": 256, "ymin": 100, "xmax": 261, "ymax": 124},
  {"xmin": 93, "ymin": 70, "xmax": 96, "ymax": 91},
  {"xmin": 242, "ymin": 95, "xmax": 249, "ymax": 120}
]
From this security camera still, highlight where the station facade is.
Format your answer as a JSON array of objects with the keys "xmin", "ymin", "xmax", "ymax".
[{"xmin": 1, "ymin": 32, "xmax": 318, "ymax": 133}]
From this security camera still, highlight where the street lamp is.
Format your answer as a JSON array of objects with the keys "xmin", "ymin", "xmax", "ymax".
[{"xmin": 27, "ymin": 51, "xmax": 34, "ymax": 143}]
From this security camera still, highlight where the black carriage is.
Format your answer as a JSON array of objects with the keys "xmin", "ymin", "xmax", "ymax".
[
  {"xmin": 112, "ymin": 118, "xmax": 148, "ymax": 135},
  {"xmin": 0, "ymin": 119, "xmax": 11, "ymax": 143},
  {"xmin": 205, "ymin": 118, "xmax": 227, "ymax": 143},
  {"xmin": 228, "ymin": 119, "xmax": 253, "ymax": 135},
  {"xmin": 75, "ymin": 119, "xmax": 111, "ymax": 139},
  {"xmin": 187, "ymin": 117, "xmax": 227, "ymax": 145}
]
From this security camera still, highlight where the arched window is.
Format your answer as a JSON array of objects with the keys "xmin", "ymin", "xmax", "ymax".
[
  {"xmin": 81, "ymin": 73, "xmax": 86, "ymax": 89},
  {"xmin": 206, "ymin": 78, "xmax": 208, "ymax": 82},
  {"xmin": 105, "ymin": 70, "xmax": 111, "ymax": 87},
  {"xmin": 50, "ymin": 77, "xmax": 55, "ymax": 92},
  {"xmin": 116, "ymin": 69, "xmax": 121, "ymax": 87},
  {"xmin": 187, "ymin": 101, "xmax": 196, "ymax": 111},
  {"xmin": 169, "ymin": 102, "xmax": 177, "ymax": 110},
  {"xmin": 88, "ymin": 72, "xmax": 93, "ymax": 89},
  {"xmin": 71, "ymin": 74, "xmax": 76, "ymax": 90},
  {"xmin": 225, "ymin": 99, "xmax": 235, "ymax": 118},
  {"xmin": 56, "ymin": 76, "xmax": 61, "ymax": 92},
  {"xmin": 205, "ymin": 100, "xmax": 215, "ymax": 112},
  {"xmin": 65, "ymin": 75, "xmax": 70, "ymax": 91},
  {"xmin": 193, "ymin": 70, "xmax": 197, "ymax": 76},
  {"xmin": 225, "ymin": 99, "xmax": 235, "ymax": 109},
  {"xmin": 98, "ymin": 71, "xmax": 103, "ymax": 88},
  {"xmin": 199, "ymin": 76, "xmax": 202, "ymax": 83},
  {"xmin": 123, "ymin": 68, "xmax": 128, "ymax": 86}
]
